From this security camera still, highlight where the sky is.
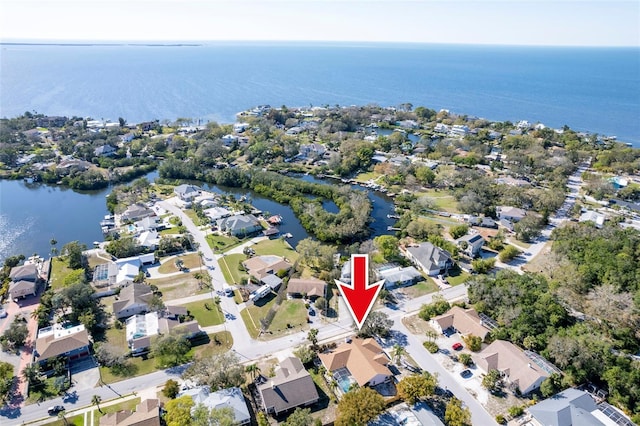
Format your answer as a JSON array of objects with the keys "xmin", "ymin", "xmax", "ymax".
[{"xmin": 0, "ymin": 0, "xmax": 638, "ymax": 46}]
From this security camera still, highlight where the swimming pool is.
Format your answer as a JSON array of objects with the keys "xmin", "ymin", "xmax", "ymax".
[{"xmin": 333, "ymin": 367, "xmax": 355, "ymax": 393}]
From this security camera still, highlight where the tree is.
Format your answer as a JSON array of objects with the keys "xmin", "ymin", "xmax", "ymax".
[
  {"xmin": 471, "ymin": 257, "xmax": 496, "ymax": 274},
  {"xmin": 449, "ymin": 224, "xmax": 469, "ymax": 239},
  {"xmin": 208, "ymin": 406, "xmax": 237, "ymax": 426},
  {"xmin": 514, "ymin": 215, "xmax": 544, "ymax": 242},
  {"xmin": 314, "ymin": 297, "xmax": 328, "ymax": 313},
  {"xmin": 164, "ymin": 395, "xmax": 194, "ymax": 426},
  {"xmin": 50, "ymin": 238, "xmax": 58, "ymax": 257},
  {"xmin": 307, "ymin": 328, "xmax": 319, "ymax": 347},
  {"xmin": 462, "ymin": 335, "xmax": 482, "ymax": 352},
  {"xmin": 283, "ymin": 407, "xmax": 313, "ymax": 426},
  {"xmin": 21, "ymin": 363, "xmax": 42, "ymax": 388},
  {"xmin": 540, "ymin": 373, "xmax": 564, "ymax": 398},
  {"xmin": 335, "ymin": 386, "xmax": 385, "ymax": 426},
  {"xmin": 1, "ymin": 317, "xmax": 28, "ymax": 350},
  {"xmin": 183, "ymin": 351, "xmax": 245, "ymax": 391},
  {"xmin": 482, "ymin": 369, "xmax": 503, "ymax": 393},
  {"xmin": 498, "ymin": 245, "xmax": 520, "ymax": 263},
  {"xmin": 163, "ymin": 379, "xmax": 180, "ymax": 399},
  {"xmin": 444, "ymin": 397, "xmax": 472, "ymax": 426},
  {"xmin": 0, "ymin": 361, "xmax": 14, "ymax": 403},
  {"xmin": 61, "ymin": 241, "xmax": 86, "ymax": 269},
  {"xmin": 458, "ymin": 353, "xmax": 473, "ymax": 367},
  {"xmin": 356, "ymin": 311, "xmax": 393, "ymax": 338},
  {"xmin": 374, "ymin": 235, "xmax": 400, "ymax": 260},
  {"xmin": 245, "ymin": 364, "xmax": 260, "ymax": 381},
  {"xmin": 92, "ymin": 394, "xmax": 103, "ymax": 414},
  {"xmin": 152, "ymin": 334, "xmax": 191, "ymax": 367},
  {"xmin": 418, "ymin": 297, "xmax": 451, "ymax": 320},
  {"xmin": 391, "ymin": 344, "xmax": 405, "ymax": 364},
  {"xmin": 397, "ymin": 372, "xmax": 437, "ymax": 404},
  {"xmin": 294, "ymin": 345, "xmax": 316, "ymax": 365}
]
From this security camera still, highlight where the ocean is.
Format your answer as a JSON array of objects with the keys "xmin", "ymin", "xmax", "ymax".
[{"xmin": 1, "ymin": 42, "xmax": 639, "ymax": 146}]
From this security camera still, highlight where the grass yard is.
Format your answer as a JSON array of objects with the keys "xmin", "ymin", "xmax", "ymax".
[
  {"xmin": 240, "ymin": 294, "xmax": 277, "ymax": 338},
  {"xmin": 253, "ymin": 238, "xmax": 299, "ymax": 262},
  {"xmin": 446, "ymin": 267, "xmax": 471, "ymax": 286},
  {"xmin": 191, "ymin": 332, "xmax": 233, "ymax": 358},
  {"xmin": 219, "ymin": 253, "xmax": 249, "ymax": 285},
  {"xmin": 42, "ymin": 414, "xmax": 85, "ymax": 426},
  {"xmin": 416, "ymin": 189, "xmax": 460, "ymax": 213},
  {"xmin": 49, "ymin": 257, "xmax": 79, "ymax": 290},
  {"xmin": 354, "ymin": 171, "xmax": 380, "ymax": 182},
  {"xmin": 269, "ymin": 300, "xmax": 308, "ymax": 333},
  {"xmin": 27, "ymin": 375, "xmax": 70, "ymax": 404},
  {"xmin": 398, "ymin": 279, "xmax": 439, "ymax": 298},
  {"xmin": 147, "ymin": 274, "xmax": 208, "ymax": 299},
  {"xmin": 100, "ymin": 355, "xmax": 159, "ymax": 384},
  {"xmin": 157, "ymin": 252, "xmax": 203, "ymax": 274},
  {"xmin": 206, "ymin": 234, "xmax": 242, "ymax": 253},
  {"xmin": 418, "ymin": 214, "xmax": 462, "ymax": 229},
  {"xmin": 160, "ymin": 227, "xmax": 182, "ymax": 235},
  {"xmin": 182, "ymin": 300, "xmax": 224, "ymax": 326},
  {"xmin": 184, "ymin": 209, "xmax": 209, "ymax": 226}
]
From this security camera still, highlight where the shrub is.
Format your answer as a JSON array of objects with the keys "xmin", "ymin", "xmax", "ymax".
[
  {"xmin": 458, "ymin": 353, "xmax": 473, "ymax": 366},
  {"xmin": 495, "ymin": 414, "xmax": 506, "ymax": 424},
  {"xmin": 423, "ymin": 341, "xmax": 439, "ymax": 353},
  {"xmin": 508, "ymin": 405, "xmax": 524, "ymax": 418}
]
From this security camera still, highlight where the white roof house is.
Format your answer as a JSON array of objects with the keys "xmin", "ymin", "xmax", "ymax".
[{"xmin": 579, "ymin": 210, "xmax": 605, "ymax": 228}]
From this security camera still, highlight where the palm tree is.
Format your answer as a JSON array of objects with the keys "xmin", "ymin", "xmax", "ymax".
[
  {"xmin": 92, "ymin": 394, "xmax": 103, "ymax": 413},
  {"xmin": 50, "ymin": 238, "xmax": 58, "ymax": 257},
  {"xmin": 58, "ymin": 410, "xmax": 69, "ymax": 426},
  {"xmin": 245, "ymin": 364, "xmax": 260, "ymax": 380},
  {"xmin": 21, "ymin": 363, "xmax": 41, "ymax": 387},
  {"xmin": 425, "ymin": 330, "xmax": 438, "ymax": 343},
  {"xmin": 391, "ymin": 344, "xmax": 406, "ymax": 364}
]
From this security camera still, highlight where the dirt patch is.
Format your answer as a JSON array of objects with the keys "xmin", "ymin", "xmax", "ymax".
[
  {"xmin": 402, "ymin": 314, "xmax": 437, "ymax": 335},
  {"xmin": 148, "ymin": 275, "xmax": 205, "ymax": 300}
]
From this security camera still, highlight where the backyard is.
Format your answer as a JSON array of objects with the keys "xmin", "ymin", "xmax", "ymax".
[
  {"xmin": 240, "ymin": 295, "xmax": 308, "ymax": 339},
  {"xmin": 157, "ymin": 252, "xmax": 204, "ymax": 274},
  {"xmin": 206, "ymin": 234, "xmax": 242, "ymax": 253},
  {"xmin": 181, "ymin": 300, "xmax": 225, "ymax": 327}
]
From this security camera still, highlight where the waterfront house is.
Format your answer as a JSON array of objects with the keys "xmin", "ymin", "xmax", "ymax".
[
  {"xmin": 9, "ymin": 263, "xmax": 38, "ymax": 299},
  {"xmin": 404, "ymin": 242, "xmax": 453, "ymax": 276},
  {"xmin": 119, "ymin": 203, "xmax": 155, "ymax": 223},
  {"xmin": 299, "ymin": 143, "xmax": 327, "ymax": 159},
  {"xmin": 287, "ymin": 278, "xmax": 327, "ymax": 299},
  {"xmin": 113, "ymin": 282, "xmax": 154, "ymax": 319},
  {"xmin": 174, "ymin": 184, "xmax": 201, "ymax": 201},
  {"xmin": 257, "ymin": 357, "xmax": 319, "ymax": 416},
  {"xmin": 319, "ymin": 337, "xmax": 392, "ymax": 390},
  {"xmin": 135, "ymin": 216, "xmax": 161, "ymax": 232},
  {"xmin": 430, "ymin": 306, "xmax": 491, "ymax": 340},
  {"xmin": 242, "ymin": 255, "xmax": 292, "ymax": 281},
  {"xmin": 221, "ymin": 134, "xmax": 238, "ymax": 146},
  {"xmin": 456, "ymin": 233, "xmax": 485, "ymax": 257},
  {"xmin": 217, "ymin": 214, "xmax": 262, "ymax": 237},
  {"xmin": 179, "ymin": 386, "xmax": 250, "ymax": 424},
  {"xmin": 34, "ymin": 324, "xmax": 90, "ymax": 366},
  {"xmin": 204, "ymin": 206, "xmax": 233, "ymax": 222},
  {"xmin": 233, "ymin": 122, "xmax": 250, "ymax": 133},
  {"xmin": 101, "ymin": 398, "xmax": 160, "ymax": 426},
  {"xmin": 497, "ymin": 205, "xmax": 527, "ymax": 222},
  {"xmin": 120, "ymin": 132, "xmax": 135, "ymax": 144},
  {"xmin": 136, "ymin": 230, "xmax": 160, "ymax": 250},
  {"xmin": 472, "ymin": 340, "xmax": 549, "ymax": 395}
]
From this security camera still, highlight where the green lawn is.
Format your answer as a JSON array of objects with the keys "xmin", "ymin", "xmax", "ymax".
[
  {"xmin": 49, "ymin": 257, "xmax": 80, "ymax": 290},
  {"xmin": 253, "ymin": 238, "xmax": 299, "ymax": 262},
  {"xmin": 191, "ymin": 332, "xmax": 233, "ymax": 358},
  {"xmin": 159, "ymin": 227, "xmax": 182, "ymax": 235},
  {"xmin": 240, "ymin": 309, "xmax": 261, "ymax": 339},
  {"xmin": 182, "ymin": 300, "xmax": 224, "ymax": 326},
  {"xmin": 415, "ymin": 190, "xmax": 460, "ymax": 213},
  {"xmin": 41, "ymin": 414, "xmax": 85, "ymax": 426},
  {"xmin": 206, "ymin": 234, "xmax": 241, "ymax": 253},
  {"xmin": 99, "ymin": 355, "xmax": 159, "ymax": 384},
  {"xmin": 219, "ymin": 253, "xmax": 249, "ymax": 285},
  {"xmin": 158, "ymin": 252, "xmax": 203, "ymax": 274},
  {"xmin": 354, "ymin": 171, "xmax": 380, "ymax": 182},
  {"xmin": 184, "ymin": 209, "xmax": 209, "ymax": 226},
  {"xmin": 269, "ymin": 300, "xmax": 308, "ymax": 333},
  {"xmin": 399, "ymin": 279, "xmax": 439, "ymax": 298},
  {"xmin": 240, "ymin": 294, "xmax": 277, "ymax": 338},
  {"xmin": 447, "ymin": 266, "xmax": 471, "ymax": 286}
]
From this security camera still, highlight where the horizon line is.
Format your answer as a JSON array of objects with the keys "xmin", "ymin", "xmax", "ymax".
[{"xmin": 1, "ymin": 38, "xmax": 639, "ymax": 49}]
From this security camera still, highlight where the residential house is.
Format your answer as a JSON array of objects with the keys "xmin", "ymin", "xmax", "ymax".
[
  {"xmin": 137, "ymin": 230, "xmax": 160, "ymax": 250},
  {"xmin": 405, "ymin": 242, "xmax": 453, "ymax": 276},
  {"xmin": 579, "ymin": 210, "xmax": 605, "ymax": 228},
  {"xmin": 112, "ymin": 283, "xmax": 154, "ymax": 319},
  {"xmin": 287, "ymin": 278, "xmax": 327, "ymax": 299},
  {"xmin": 434, "ymin": 123, "xmax": 449, "ymax": 133},
  {"xmin": 120, "ymin": 132, "xmax": 135, "ymax": 144},
  {"xmin": 9, "ymin": 263, "xmax": 38, "ymax": 299},
  {"xmin": 396, "ymin": 119, "xmax": 419, "ymax": 129},
  {"xmin": 179, "ymin": 386, "xmax": 250, "ymax": 424},
  {"xmin": 94, "ymin": 144, "xmax": 117, "ymax": 157},
  {"xmin": 233, "ymin": 122, "xmax": 250, "ymax": 133},
  {"xmin": 242, "ymin": 255, "xmax": 292, "ymax": 281},
  {"xmin": 497, "ymin": 206, "xmax": 527, "ymax": 222},
  {"xmin": 101, "ymin": 398, "xmax": 161, "ymax": 426},
  {"xmin": 299, "ymin": 143, "xmax": 326, "ymax": 159},
  {"xmin": 496, "ymin": 176, "xmax": 531, "ymax": 187},
  {"xmin": 216, "ymin": 214, "xmax": 263, "ymax": 237},
  {"xmin": 377, "ymin": 266, "xmax": 422, "ymax": 289},
  {"xmin": 221, "ymin": 134, "xmax": 238, "ymax": 146},
  {"xmin": 36, "ymin": 116, "xmax": 68, "ymax": 127},
  {"xmin": 204, "ymin": 206, "xmax": 232, "ymax": 222},
  {"xmin": 139, "ymin": 120, "xmax": 159, "ymax": 132},
  {"xmin": 456, "ymin": 234, "xmax": 485, "ymax": 257},
  {"xmin": 472, "ymin": 340, "xmax": 549, "ymax": 394},
  {"xmin": 430, "ymin": 306, "xmax": 491, "ymax": 340},
  {"xmin": 174, "ymin": 184, "xmax": 201, "ymax": 201},
  {"xmin": 135, "ymin": 216, "xmax": 161, "ymax": 233},
  {"xmin": 93, "ymin": 254, "xmax": 153, "ymax": 292},
  {"xmin": 449, "ymin": 125, "xmax": 469, "ymax": 137},
  {"xmin": 119, "ymin": 203, "xmax": 155, "ymax": 223},
  {"xmin": 257, "ymin": 357, "xmax": 319, "ymax": 416},
  {"xmin": 126, "ymin": 311, "xmax": 202, "ymax": 353},
  {"xmin": 319, "ymin": 337, "xmax": 393, "ymax": 390},
  {"xmin": 528, "ymin": 388, "xmax": 614, "ymax": 426},
  {"xmin": 57, "ymin": 158, "xmax": 93, "ymax": 173},
  {"xmin": 34, "ymin": 324, "xmax": 90, "ymax": 365}
]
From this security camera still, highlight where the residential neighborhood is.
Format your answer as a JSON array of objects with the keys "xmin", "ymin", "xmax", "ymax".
[{"xmin": 0, "ymin": 105, "xmax": 638, "ymax": 426}]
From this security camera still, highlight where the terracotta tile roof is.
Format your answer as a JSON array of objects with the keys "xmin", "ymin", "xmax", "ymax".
[{"xmin": 319, "ymin": 338, "xmax": 392, "ymax": 387}]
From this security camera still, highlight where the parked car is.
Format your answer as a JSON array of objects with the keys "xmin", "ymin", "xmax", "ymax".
[
  {"xmin": 452, "ymin": 342, "xmax": 463, "ymax": 351},
  {"xmin": 460, "ymin": 369, "xmax": 473, "ymax": 379},
  {"xmin": 48, "ymin": 405, "xmax": 65, "ymax": 415},
  {"xmin": 443, "ymin": 327, "xmax": 455, "ymax": 337},
  {"xmin": 308, "ymin": 308, "xmax": 316, "ymax": 316}
]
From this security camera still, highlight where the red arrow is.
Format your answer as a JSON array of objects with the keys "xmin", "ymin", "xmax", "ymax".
[{"xmin": 335, "ymin": 254, "xmax": 384, "ymax": 329}]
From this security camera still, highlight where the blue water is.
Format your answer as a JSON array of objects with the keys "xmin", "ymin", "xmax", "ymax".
[{"xmin": 1, "ymin": 42, "xmax": 638, "ymax": 145}]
